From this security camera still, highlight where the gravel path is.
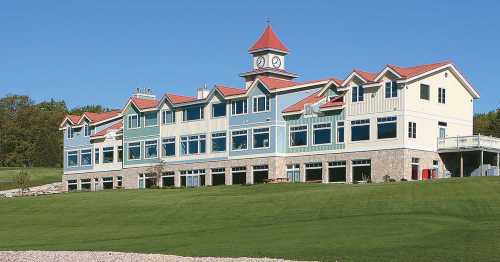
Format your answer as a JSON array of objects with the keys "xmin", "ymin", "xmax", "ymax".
[{"xmin": 0, "ymin": 251, "xmax": 311, "ymax": 262}]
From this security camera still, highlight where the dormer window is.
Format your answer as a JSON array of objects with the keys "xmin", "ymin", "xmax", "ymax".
[
  {"xmin": 231, "ymin": 99, "xmax": 248, "ymax": 115},
  {"xmin": 352, "ymin": 86, "xmax": 364, "ymax": 102},
  {"xmin": 183, "ymin": 106, "xmax": 204, "ymax": 121},
  {"xmin": 84, "ymin": 124, "xmax": 90, "ymax": 137},
  {"xmin": 67, "ymin": 127, "xmax": 74, "ymax": 139},
  {"xmin": 128, "ymin": 114, "xmax": 139, "ymax": 129},
  {"xmin": 385, "ymin": 81, "xmax": 398, "ymax": 98},
  {"xmin": 253, "ymin": 96, "xmax": 270, "ymax": 113}
]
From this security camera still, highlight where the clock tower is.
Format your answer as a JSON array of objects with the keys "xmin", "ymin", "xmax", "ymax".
[{"xmin": 240, "ymin": 25, "xmax": 298, "ymax": 88}]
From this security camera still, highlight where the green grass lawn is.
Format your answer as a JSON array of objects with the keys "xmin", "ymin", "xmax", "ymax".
[
  {"xmin": 0, "ymin": 167, "xmax": 62, "ymax": 191},
  {"xmin": 1, "ymin": 178, "xmax": 500, "ymax": 261}
]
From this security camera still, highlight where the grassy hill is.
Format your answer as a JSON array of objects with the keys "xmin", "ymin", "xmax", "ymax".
[
  {"xmin": 1, "ymin": 178, "xmax": 500, "ymax": 261},
  {"xmin": 0, "ymin": 167, "xmax": 62, "ymax": 191}
]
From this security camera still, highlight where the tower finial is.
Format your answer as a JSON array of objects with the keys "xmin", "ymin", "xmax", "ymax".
[{"xmin": 266, "ymin": 17, "xmax": 270, "ymax": 25}]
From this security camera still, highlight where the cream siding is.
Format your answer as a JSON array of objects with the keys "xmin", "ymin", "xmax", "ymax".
[{"xmin": 346, "ymin": 76, "xmax": 402, "ymax": 117}]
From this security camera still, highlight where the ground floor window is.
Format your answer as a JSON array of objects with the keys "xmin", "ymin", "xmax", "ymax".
[
  {"xmin": 102, "ymin": 177, "xmax": 113, "ymax": 189},
  {"xmin": 328, "ymin": 161, "xmax": 346, "ymax": 183},
  {"xmin": 231, "ymin": 166, "xmax": 247, "ymax": 185},
  {"xmin": 139, "ymin": 173, "xmax": 158, "ymax": 188},
  {"xmin": 116, "ymin": 176, "xmax": 123, "ymax": 188},
  {"xmin": 253, "ymin": 165, "xmax": 268, "ymax": 184},
  {"xmin": 80, "ymin": 178, "xmax": 91, "ymax": 191},
  {"xmin": 352, "ymin": 159, "xmax": 371, "ymax": 183},
  {"xmin": 305, "ymin": 162, "xmax": 322, "ymax": 182},
  {"xmin": 211, "ymin": 168, "xmax": 226, "ymax": 186},
  {"xmin": 67, "ymin": 179, "xmax": 77, "ymax": 191},
  {"xmin": 180, "ymin": 169, "xmax": 206, "ymax": 187},
  {"xmin": 162, "ymin": 171, "xmax": 175, "ymax": 187},
  {"xmin": 286, "ymin": 164, "xmax": 300, "ymax": 182},
  {"xmin": 411, "ymin": 158, "xmax": 420, "ymax": 180}
]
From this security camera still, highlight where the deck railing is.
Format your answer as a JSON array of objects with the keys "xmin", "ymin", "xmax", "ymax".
[{"xmin": 438, "ymin": 135, "xmax": 500, "ymax": 151}]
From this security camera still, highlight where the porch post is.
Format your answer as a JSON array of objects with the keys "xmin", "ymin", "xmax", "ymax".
[
  {"xmin": 460, "ymin": 152, "xmax": 464, "ymax": 178},
  {"xmin": 480, "ymin": 150, "xmax": 484, "ymax": 176}
]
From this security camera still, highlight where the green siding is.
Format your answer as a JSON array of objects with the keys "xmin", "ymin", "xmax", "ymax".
[{"xmin": 285, "ymin": 109, "xmax": 345, "ymax": 153}]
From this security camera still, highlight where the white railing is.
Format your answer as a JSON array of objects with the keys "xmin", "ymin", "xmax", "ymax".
[{"xmin": 438, "ymin": 135, "xmax": 500, "ymax": 151}]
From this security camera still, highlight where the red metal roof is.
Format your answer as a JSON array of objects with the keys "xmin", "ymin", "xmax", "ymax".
[
  {"xmin": 282, "ymin": 91, "xmax": 323, "ymax": 113},
  {"xmin": 91, "ymin": 122, "xmax": 123, "ymax": 138},
  {"xmin": 387, "ymin": 61, "xmax": 450, "ymax": 78},
  {"xmin": 165, "ymin": 93, "xmax": 198, "ymax": 104},
  {"xmin": 216, "ymin": 85, "xmax": 246, "ymax": 97},
  {"xmin": 68, "ymin": 115, "xmax": 81, "ymax": 124},
  {"xmin": 353, "ymin": 69, "xmax": 377, "ymax": 82},
  {"xmin": 249, "ymin": 25, "xmax": 289, "ymax": 53},
  {"xmin": 131, "ymin": 97, "xmax": 160, "ymax": 109},
  {"xmin": 258, "ymin": 76, "xmax": 298, "ymax": 90},
  {"xmin": 83, "ymin": 111, "xmax": 120, "ymax": 123}
]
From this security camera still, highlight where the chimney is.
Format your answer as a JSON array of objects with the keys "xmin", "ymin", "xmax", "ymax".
[
  {"xmin": 197, "ymin": 84, "xmax": 210, "ymax": 99},
  {"xmin": 133, "ymin": 87, "xmax": 156, "ymax": 100}
]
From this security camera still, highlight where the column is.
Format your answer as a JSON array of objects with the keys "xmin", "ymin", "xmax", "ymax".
[
  {"xmin": 460, "ymin": 153, "xmax": 464, "ymax": 178},
  {"xmin": 497, "ymin": 153, "xmax": 499, "ymax": 176},
  {"xmin": 77, "ymin": 179, "xmax": 82, "ymax": 191},
  {"xmin": 322, "ymin": 162, "xmax": 329, "ymax": 183},
  {"xmin": 206, "ymin": 169, "xmax": 213, "ymax": 186},
  {"xmin": 174, "ymin": 171, "xmax": 181, "ymax": 188},
  {"xmin": 225, "ymin": 168, "xmax": 232, "ymax": 185},
  {"xmin": 346, "ymin": 160, "xmax": 353, "ymax": 184},
  {"xmin": 246, "ymin": 166, "xmax": 253, "ymax": 185},
  {"xmin": 90, "ymin": 177, "xmax": 96, "ymax": 191},
  {"xmin": 299, "ymin": 163, "xmax": 306, "ymax": 182},
  {"xmin": 480, "ymin": 150, "xmax": 484, "ymax": 176}
]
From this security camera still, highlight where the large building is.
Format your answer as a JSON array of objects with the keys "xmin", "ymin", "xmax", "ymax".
[{"xmin": 60, "ymin": 25, "xmax": 500, "ymax": 191}]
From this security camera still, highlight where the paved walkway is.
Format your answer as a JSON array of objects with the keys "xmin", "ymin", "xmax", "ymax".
[{"xmin": 0, "ymin": 182, "xmax": 64, "ymax": 198}]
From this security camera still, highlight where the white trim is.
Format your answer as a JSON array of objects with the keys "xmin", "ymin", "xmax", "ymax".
[
  {"xmin": 336, "ymin": 120, "xmax": 345, "ymax": 144},
  {"xmin": 66, "ymin": 150, "xmax": 79, "ymax": 168},
  {"xmin": 210, "ymin": 131, "xmax": 227, "ymax": 153},
  {"xmin": 252, "ymin": 127, "xmax": 271, "ymax": 150},
  {"xmin": 144, "ymin": 139, "xmax": 159, "ymax": 159},
  {"xmin": 127, "ymin": 114, "xmax": 139, "ymax": 129},
  {"xmin": 230, "ymin": 99, "xmax": 248, "ymax": 116},
  {"xmin": 144, "ymin": 111, "xmax": 159, "ymax": 127},
  {"xmin": 79, "ymin": 148, "xmax": 93, "ymax": 167},
  {"xmin": 127, "ymin": 141, "xmax": 142, "ymax": 161},
  {"xmin": 230, "ymin": 129, "xmax": 249, "ymax": 151},
  {"xmin": 252, "ymin": 95, "xmax": 270, "ymax": 113},
  {"xmin": 211, "ymin": 102, "xmax": 227, "ymax": 118},
  {"xmin": 373, "ymin": 67, "xmax": 402, "ymax": 82},
  {"xmin": 312, "ymin": 122, "xmax": 332, "ymax": 146},
  {"xmin": 289, "ymin": 124, "xmax": 308, "ymax": 148}
]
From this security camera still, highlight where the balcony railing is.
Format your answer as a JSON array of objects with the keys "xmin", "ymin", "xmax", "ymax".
[{"xmin": 438, "ymin": 135, "xmax": 500, "ymax": 151}]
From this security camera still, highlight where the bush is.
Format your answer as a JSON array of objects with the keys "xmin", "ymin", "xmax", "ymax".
[
  {"xmin": 15, "ymin": 169, "xmax": 31, "ymax": 195},
  {"xmin": 401, "ymin": 178, "xmax": 408, "ymax": 182},
  {"xmin": 383, "ymin": 175, "xmax": 391, "ymax": 182}
]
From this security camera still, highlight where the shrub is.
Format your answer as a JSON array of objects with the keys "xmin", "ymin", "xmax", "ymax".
[{"xmin": 15, "ymin": 169, "xmax": 31, "ymax": 195}]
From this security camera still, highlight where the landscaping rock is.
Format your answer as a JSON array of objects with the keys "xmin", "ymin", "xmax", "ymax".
[{"xmin": 0, "ymin": 182, "xmax": 64, "ymax": 198}]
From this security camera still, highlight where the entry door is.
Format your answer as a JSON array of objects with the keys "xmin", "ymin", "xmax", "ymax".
[
  {"xmin": 287, "ymin": 170, "xmax": 300, "ymax": 182},
  {"xmin": 186, "ymin": 175, "xmax": 200, "ymax": 187}
]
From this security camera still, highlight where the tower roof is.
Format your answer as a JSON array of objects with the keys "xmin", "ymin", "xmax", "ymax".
[{"xmin": 249, "ymin": 25, "xmax": 289, "ymax": 53}]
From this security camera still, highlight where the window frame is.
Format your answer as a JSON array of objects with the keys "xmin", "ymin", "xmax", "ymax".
[
  {"xmin": 231, "ymin": 129, "xmax": 248, "ymax": 151},
  {"xmin": 94, "ymin": 148, "xmax": 100, "ymax": 164},
  {"xmin": 385, "ymin": 81, "xmax": 398, "ymax": 98},
  {"xmin": 182, "ymin": 106, "xmax": 204, "ymax": 122},
  {"xmin": 161, "ymin": 137, "xmax": 176, "ymax": 157},
  {"xmin": 252, "ymin": 127, "xmax": 271, "ymax": 149},
  {"xmin": 144, "ymin": 139, "xmax": 159, "ymax": 159},
  {"xmin": 102, "ymin": 146, "xmax": 114, "ymax": 163},
  {"xmin": 84, "ymin": 124, "xmax": 90, "ymax": 137},
  {"xmin": 180, "ymin": 134, "xmax": 206, "ymax": 155},
  {"xmin": 161, "ymin": 110, "xmax": 176, "ymax": 125},
  {"xmin": 408, "ymin": 122, "xmax": 417, "ymax": 139},
  {"xmin": 336, "ymin": 121, "xmax": 345, "ymax": 144},
  {"xmin": 67, "ymin": 127, "xmax": 74, "ymax": 139},
  {"xmin": 211, "ymin": 131, "xmax": 227, "ymax": 152},
  {"xmin": 352, "ymin": 85, "xmax": 364, "ymax": 102},
  {"xmin": 67, "ymin": 151, "xmax": 78, "ymax": 167},
  {"xmin": 127, "ymin": 142, "xmax": 141, "ymax": 161},
  {"xmin": 252, "ymin": 95, "xmax": 270, "ymax": 113},
  {"xmin": 351, "ymin": 119, "xmax": 370, "ymax": 142},
  {"xmin": 420, "ymin": 84, "xmax": 430, "ymax": 100},
  {"xmin": 289, "ymin": 124, "xmax": 308, "ymax": 148},
  {"xmin": 211, "ymin": 103, "xmax": 227, "ymax": 118},
  {"xmin": 377, "ymin": 116, "xmax": 397, "ymax": 140},
  {"xmin": 438, "ymin": 87, "xmax": 446, "ymax": 104},
  {"xmin": 231, "ymin": 99, "xmax": 248, "ymax": 116},
  {"xmin": 144, "ymin": 111, "xmax": 159, "ymax": 127},
  {"xmin": 312, "ymin": 122, "xmax": 332, "ymax": 146},
  {"xmin": 127, "ymin": 114, "xmax": 139, "ymax": 129},
  {"xmin": 80, "ymin": 149, "xmax": 92, "ymax": 166}
]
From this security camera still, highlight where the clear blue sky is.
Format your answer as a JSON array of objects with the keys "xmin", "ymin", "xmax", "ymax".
[{"xmin": 1, "ymin": 0, "xmax": 499, "ymax": 112}]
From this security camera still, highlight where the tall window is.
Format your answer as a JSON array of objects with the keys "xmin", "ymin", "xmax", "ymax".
[
  {"xmin": 438, "ymin": 88, "xmax": 446, "ymax": 104},
  {"xmin": 95, "ymin": 148, "xmax": 100, "ymax": 164},
  {"xmin": 67, "ymin": 151, "xmax": 78, "ymax": 167},
  {"xmin": 352, "ymin": 86, "xmax": 364, "ymax": 102},
  {"xmin": 102, "ymin": 146, "xmax": 114, "ymax": 163},
  {"xmin": 253, "ymin": 127, "xmax": 270, "ymax": 148},
  {"xmin": 84, "ymin": 124, "xmax": 90, "ymax": 136},
  {"xmin": 438, "ymin": 121, "xmax": 447, "ymax": 139},
  {"xmin": 231, "ymin": 99, "xmax": 247, "ymax": 115},
  {"xmin": 144, "ymin": 140, "xmax": 158, "ymax": 159},
  {"xmin": 385, "ymin": 81, "xmax": 398, "ymax": 98},
  {"xmin": 211, "ymin": 132, "xmax": 226, "ymax": 152},
  {"xmin": 337, "ymin": 121, "xmax": 345, "ymax": 143},
  {"xmin": 351, "ymin": 119, "xmax": 370, "ymax": 141},
  {"xmin": 80, "ymin": 149, "xmax": 92, "ymax": 166},
  {"xmin": 128, "ymin": 114, "xmax": 139, "ymax": 129},
  {"xmin": 144, "ymin": 112, "xmax": 158, "ymax": 127},
  {"xmin": 420, "ymin": 84, "xmax": 430, "ymax": 100},
  {"xmin": 290, "ymin": 125, "xmax": 307, "ymax": 147},
  {"xmin": 183, "ymin": 106, "xmax": 204, "ymax": 121},
  {"xmin": 313, "ymin": 123, "xmax": 331, "ymax": 145},
  {"xmin": 212, "ymin": 103, "xmax": 226, "ymax": 118},
  {"xmin": 162, "ymin": 110, "xmax": 175, "ymax": 124},
  {"xmin": 377, "ymin": 116, "xmax": 397, "ymax": 139},
  {"xmin": 162, "ymin": 137, "xmax": 176, "ymax": 157},
  {"xmin": 67, "ymin": 127, "xmax": 74, "ymax": 139},
  {"xmin": 408, "ymin": 122, "xmax": 417, "ymax": 139},
  {"xmin": 128, "ymin": 142, "xmax": 141, "ymax": 160},
  {"xmin": 231, "ymin": 130, "xmax": 248, "ymax": 150},
  {"xmin": 253, "ymin": 96, "xmax": 270, "ymax": 113},
  {"xmin": 181, "ymin": 135, "xmax": 206, "ymax": 155},
  {"xmin": 117, "ymin": 146, "xmax": 123, "ymax": 162}
]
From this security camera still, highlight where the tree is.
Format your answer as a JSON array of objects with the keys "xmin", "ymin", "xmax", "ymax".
[
  {"xmin": 146, "ymin": 160, "xmax": 168, "ymax": 188},
  {"xmin": 15, "ymin": 169, "xmax": 31, "ymax": 196}
]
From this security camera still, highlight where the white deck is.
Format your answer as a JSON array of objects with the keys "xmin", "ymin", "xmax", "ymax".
[{"xmin": 438, "ymin": 135, "xmax": 500, "ymax": 152}]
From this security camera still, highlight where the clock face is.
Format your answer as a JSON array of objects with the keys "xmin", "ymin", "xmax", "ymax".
[
  {"xmin": 256, "ymin": 56, "xmax": 265, "ymax": 68},
  {"xmin": 272, "ymin": 56, "xmax": 281, "ymax": 68}
]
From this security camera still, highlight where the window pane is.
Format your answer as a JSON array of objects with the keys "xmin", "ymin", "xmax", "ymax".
[
  {"xmin": 144, "ymin": 112, "xmax": 158, "ymax": 126},
  {"xmin": 212, "ymin": 136, "xmax": 226, "ymax": 152},
  {"xmin": 338, "ymin": 127, "xmax": 344, "ymax": 143},
  {"xmin": 145, "ymin": 142, "xmax": 158, "ymax": 158},
  {"xmin": 351, "ymin": 125, "xmax": 370, "ymax": 141},
  {"xmin": 81, "ymin": 150, "xmax": 92, "ymax": 166},
  {"xmin": 163, "ymin": 111, "xmax": 175, "ymax": 124},
  {"xmin": 253, "ymin": 131, "xmax": 269, "ymax": 148},
  {"xmin": 184, "ymin": 107, "xmax": 202, "ymax": 121},
  {"xmin": 68, "ymin": 152, "xmax": 78, "ymax": 167},
  {"xmin": 290, "ymin": 130, "xmax": 307, "ymax": 146},
  {"xmin": 378, "ymin": 122, "xmax": 397, "ymax": 139},
  {"xmin": 314, "ymin": 129, "xmax": 331, "ymax": 145},
  {"xmin": 188, "ymin": 140, "xmax": 199, "ymax": 154},
  {"xmin": 420, "ymin": 84, "xmax": 430, "ymax": 100},
  {"xmin": 128, "ymin": 143, "xmax": 140, "ymax": 160},
  {"xmin": 232, "ymin": 132, "xmax": 247, "ymax": 150},
  {"xmin": 212, "ymin": 103, "xmax": 226, "ymax": 117}
]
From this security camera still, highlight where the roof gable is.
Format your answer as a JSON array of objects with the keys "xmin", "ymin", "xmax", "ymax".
[{"xmin": 249, "ymin": 25, "xmax": 289, "ymax": 53}]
